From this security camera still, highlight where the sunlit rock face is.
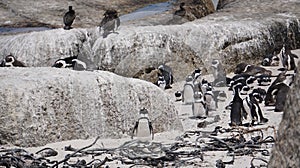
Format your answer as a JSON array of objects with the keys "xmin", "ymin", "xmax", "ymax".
[
  {"xmin": 268, "ymin": 58, "xmax": 300, "ymax": 167},
  {"xmin": 0, "ymin": 0, "xmax": 300, "ymax": 82},
  {"xmin": 0, "ymin": 67, "xmax": 182, "ymax": 147}
]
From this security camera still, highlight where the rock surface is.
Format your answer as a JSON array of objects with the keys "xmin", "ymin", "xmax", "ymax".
[
  {"xmin": 0, "ymin": 0, "xmax": 300, "ymax": 83},
  {"xmin": 0, "ymin": 67, "xmax": 182, "ymax": 147},
  {"xmin": 268, "ymin": 60, "xmax": 300, "ymax": 167}
]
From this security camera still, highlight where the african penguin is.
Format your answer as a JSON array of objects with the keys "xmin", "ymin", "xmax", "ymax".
[
  {"xmin": 158, "ymin": 64, "xmax": 174, "ymax": 89},
  {"xmin": 131, "ymin": 108, "xmax": 154, "ymax": 140},
  {"xmin": 257, "ymin": 75, "xmax": 272, "ymax": 86},
  {"xmin": 192, "ymin": 91, "xmax": 207, "ymax": 119},
  {"xmin": 182, "ymin": 75, "xmax": 195, "ymax": 104},
  {"xmin": 261, "ymin": 53, "xmax": 280, "ymax": 66},
  {"xmin": 204, "ymin": 87, "xmax": 216, "ymax": 111},
  {"xmin": 243, "ymin": 91, "xmax": 268, "ymax": 126},
  {"xmin": 52, "ymin": 56, "xmax": 78, "ymax": 68},
  {"xmin": 63, "ymin": 6, "xmax": 76, "ymax": 30},
  {"xmin": 235, "ymin": 63, "xmax": 272, "ymax": 76},
  {"xmin": 175, "ymin": 91, "xmax": 182, "ymax": 101},
  {"xmin": 156, "ymin": 76, "xmax": 166, "ymax": 89},
  {"xmin": 0, "ymin": 55, "xmax": 26, "ymax": 67},
  {"xmin": 211, "ymin": 59, "xmax": 227, "ymax": 87},
  {"xmin": 265, "ymin": 71, "xmax": 287, "ymax": 106},
  {"xmin": 279, "ymin": 45, "xmax": 298, "ymax": 71},
  {"xmin": 229, "ymin": 83, "xmax": 246, "ymax": 126}
]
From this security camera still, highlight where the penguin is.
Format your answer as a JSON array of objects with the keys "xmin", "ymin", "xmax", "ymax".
[
  {"xmin": 156, "ymin": 76, "xmax": 166, "ymax": 89},
  {"xmin": 262, "ymin": 53, "xmax": 280, "ymax": 66},
  {"xmin": 52, "ymin": 56, "xmax": 78, "ymax": 68},
  {"xmin": 99, "ymin": 9, "xmax": 120, "ymax": 38},
  {"xmin": 158, "ymin": 64, "xmax": 174, "ymax": 89},
  {"xmin": 204, "ymin": 87, "xmax": 216, "ymax": 111},
  {"xmin": 230, "ymin": 83, "xmax": 246, "ymax": 126},
  {"xmin": 235, "ymin": 63, "xmax": 272, "ymax": 76},
  {"xmin": 279, "ymin": 45, "xmax": 298, "ymax": 71},
  {"xmin": 274, "ymin": 83, "xmax": 290, "ymax": 112},
  {"xmin": 252, "ymin": 88, "xmax": 267, "ymax": 103},
  {"xmin": 174, "ymin": 2, "xmax": 186, "ymax": 17},
  {"xmin": 192, "ymin": 91, "xmax": 207, "ymax": 119},
  {"xmin": 192, "ymin": 68, "xmax": 202, "ymax": 84},
  {"xmin": 257, "ymin": 75, "xmax": 272, "ymax": 86},
  {"xmin": 265, "ymin": 71, "xmax": 287, "ymax": 106},
  {"xmin": 0, "ymin": 55, "xmax": 26, "ymax": 67},
  {"xmin": 63, "ymin": 6, "xmax": 76, "ymax": 30},
  {"xmin": 131, "ymin": 108, "xmax": 154, "ymax": 140},
  {"xmin": 243, "ymin": 90, "xmax": 268, "ymax": 126},
  {"xmin": 182, "ymin": 75, "xmax": 195, "ymax": 104},
  {"xmin": 211, "ymin": 59, "xmax": 227, "ymax": 87},
  {"xmin": 175, "ymin": 91, "xmax": 182, "ymax": 102}
]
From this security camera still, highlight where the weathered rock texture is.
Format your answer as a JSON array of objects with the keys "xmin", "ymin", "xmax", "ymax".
[
  {"xmin": 268, "ymin": 59, "xmax": 300, "ymax": 167},
  {"xmin": 1, "ymin": 0, "xmax": 300, "ymax": 83},
  {"xmin": 0, "ymin": 67, "xmax": 182, "ymax": 147}
]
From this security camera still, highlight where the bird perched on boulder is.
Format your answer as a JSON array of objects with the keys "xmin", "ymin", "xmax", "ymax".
[
  {"xmin": 99, "ymin": 9, "xmax": 120, "ymax": 38},
  {"xmin": 63, "ymin": 6, "xmax": 76, "ymax": 30},
  {"xmin": 0, "ymin": 54, "xmax": 26, "ymax": 67}
]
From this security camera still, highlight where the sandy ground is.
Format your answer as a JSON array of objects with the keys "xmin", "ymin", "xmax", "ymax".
[{"xmin": 1, "ymin": 49, "xmax": 298, "ymax": 168}]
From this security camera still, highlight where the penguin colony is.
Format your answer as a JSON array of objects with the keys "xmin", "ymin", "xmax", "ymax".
[{"xmin": 171, "ymin": 45, "xmax": 298, "ymax": 127}]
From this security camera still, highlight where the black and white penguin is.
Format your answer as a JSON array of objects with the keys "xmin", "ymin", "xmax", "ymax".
[
  {"xmin": 211, "ymin": 59, "xmax": 227, "ymax": 87},
  {"xmin": 182, "ymin": 75, "xmax": 195, "ymax": 104},
  {"xmin": 252, "ymin": 88, "xmax": 267, "ymax": 103},
  {"xmin": 131, "ymin": 108, "xmax": 154, "ymax": 140},
  {"xmin": 230, "ymin": 83, "xmax": 246, "ymax": 126},
  {"xmin": 257, "ymin": 75, "xmax": 272, "ymax": 86},
  {"xmin": 156, "ymin": 75, "xmax": 166, "ymax": 89},
  {"xmin": 158, "ymin": 64, "xmax": 174, "ymax": 89},
  {"xmin": 265, "ymin": 71, "xmax": 287, "ymax": 106},
  {"xmin": 279, "ymin": 45, "xmax": 298, "ymax": 71},
  {"xmin": 262, "ymin": 53, "xmax": 280, "ymax": 66},
  {"xmin": 235, "ymin": 63, "xmax": 272, "ymax": 76},
  {"xmin": 63, "ymin": 6, "xmax": 76, "ymax": 30},
  {"xmin": 175, "ymin": 91, "xmax": 182, "ymax": 101},
  {"xmin": 99, "ymin": 9, "xmax": 120, "ymax": 38},
  {"xmin": 192, "ymin": 91, "xmax": 207, "ymax": 119},
  {"xmin": 0, "ymin": 55, "xmax": 26, "ymax": 67},
  {"xmin": 243, "ymin": 90, "xmax": 268, "ymax": 126},
  {"xmin": 204, "ymin": 87, "xmax": 216, "ymax": 111},
  {"xmin": 52, "ymin": 56, "xmax": 78, "ymax": 68}
]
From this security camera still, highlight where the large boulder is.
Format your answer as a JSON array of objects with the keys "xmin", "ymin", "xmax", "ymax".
[
  {"xmin": 0, "ymin": 67, "xmax": 182, "ymax": 147},
  {"xmin": 268, "ymin": 56, "xmax": 300, "ymax": 167},
  {"xmin": 0, "ymin": 0, "xmax": 300, "ymax": 82}
]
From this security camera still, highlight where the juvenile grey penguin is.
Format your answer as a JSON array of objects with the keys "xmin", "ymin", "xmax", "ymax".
[
  {"xmin": 63, "ymin": 6, "xmax": 76, "ymax": 30},
  {"xmin": 99, "ymin": 9, "xmax": 120, "ymax": 38},
  {"xmin": 211, "ymin": 59, "xmax": 227, "ymax": 87},
  {"xmin": 131, "ymin": 108, "xmax": 154, "ymax": 140},
  {"xmin": 182, "ymin": 75, "xmax": 195, "ymax": 104},
  {"xmin": 0, "ymin": 55, "xmax": 26, "ymax": 67}
]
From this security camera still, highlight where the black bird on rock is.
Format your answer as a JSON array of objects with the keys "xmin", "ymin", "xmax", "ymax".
[
  {"xmin": 99, "ymin": 9, "xmax": 120, "ymax": 38},
  {"xmin": 63, "ymin": 6, "xmax": 76, "ymax": 30}
]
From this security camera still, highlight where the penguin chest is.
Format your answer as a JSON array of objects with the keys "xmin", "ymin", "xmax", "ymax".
[
  {"xmin": 136, "ymin": 119, "xmax": 151, "ymax": 138},
  {"xmin": 205, "ymin": 94, "xmax": 216, "ymax": 111},
  {"xmin": 192, "ymin": 102, "xmax": 206, "ymax": 118},
  {"xmin": 183, "ymin": 84, "xmax": 194, "ymax": 104}
]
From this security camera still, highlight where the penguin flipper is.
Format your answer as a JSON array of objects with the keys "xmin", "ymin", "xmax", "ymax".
[
  {"xmin": 149, "ymin": 122, "xmax": 154, "ymax": 140},
  {"xmin": 131, "ymin": 122, "xmax": 139, "ymax": 139}
]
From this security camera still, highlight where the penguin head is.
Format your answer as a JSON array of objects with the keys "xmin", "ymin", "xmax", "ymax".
[
  {"xmin": 175, "ymin": 91, "xmax": 182, "ymax": 98},
  {"xmin": 52, "ymin": 60, "xmax": 67, "ymax": 68},
  {"xmin": 68, "ymin": 6, "xmax": 73, "ymax": 11},
  {"xmin": 3, "ymin": 55, "xmax": 15, "ymax": 67},
  {"xmin": 139, "ymin": 108, "xmax": 149, "ymax": 118},
  {"xmin": 185, "ymin": 75, "xmax": 193, "ymax": 82},
  {"xmin": 193, "ymin": 69, "xmax": 202, "ymax": 79},
  {"xmin": 211, "ymin": 59, "xmax": 219, "ymax": 69}
]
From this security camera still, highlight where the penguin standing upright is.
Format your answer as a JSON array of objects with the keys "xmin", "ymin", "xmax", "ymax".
[
  {"xmin": 63, "ymin": 6, "xmax": 76, "ymax": 30},
  {"xmin": 230, "ymin": 83, "xmax": 246, "ymax": 126},
  {"xmin": 182, "ymin": 75, "xmax": 195, "ymax": 104},
  {"xmin": 158, "ymin": 64, "xmax": 174, "ymax": 89},
  {"xmin": 192, "ymin": 91, "xmax": 207, "ymax": 118},
  {"xmin": 0, "ymin": 55, "xmax": 26, "ymax": 67},
  {"xmin": 280, "ymin": 45, "xmax": 298, "ymax": 71},
  {"xmin": 132, "ymin": 108, "xmax": 154, "ymax": 140},
  {"xmin": 204, "ymin": 87, "xmax": 216, "ymax": 111},
  {"xmin": 211, "ymin": 59, "xmax": 227, "ymax": 87}
]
